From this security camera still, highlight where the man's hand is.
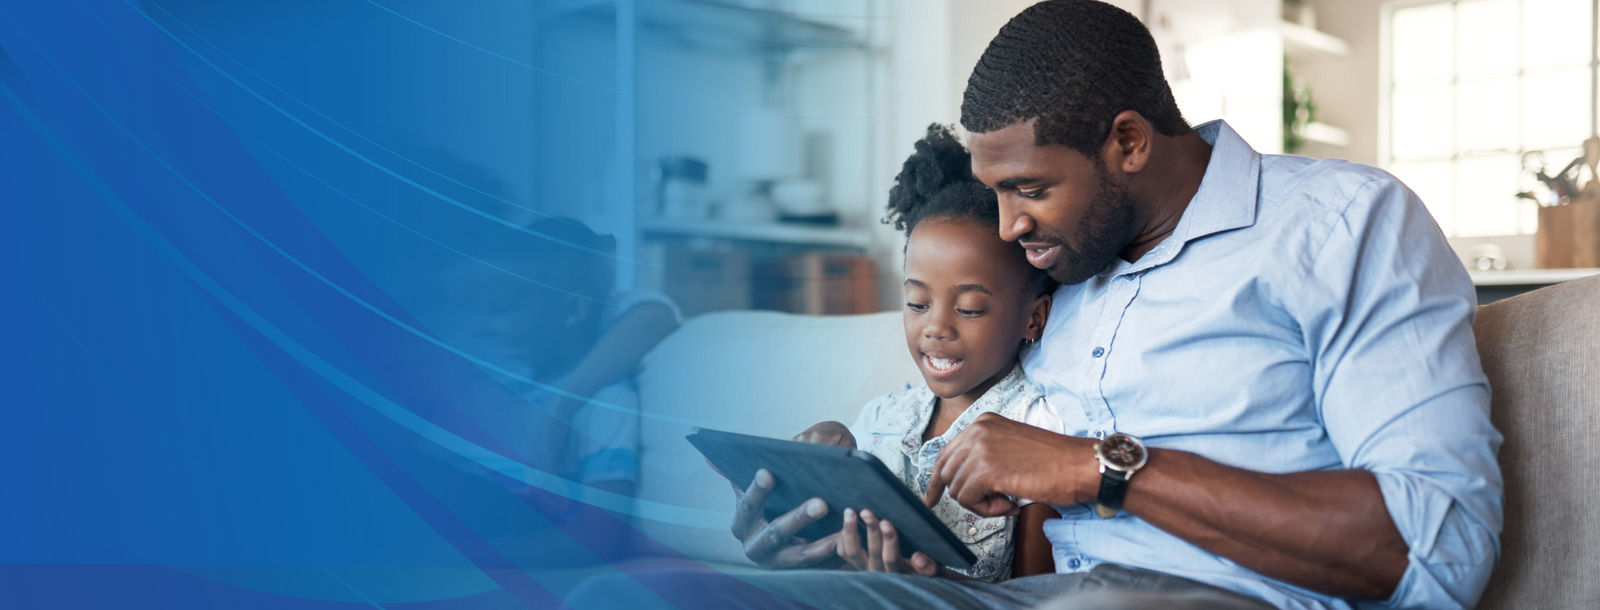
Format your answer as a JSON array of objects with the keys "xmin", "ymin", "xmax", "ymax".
[
  {"xmin": 923, "ymin": 413, "xmax": 1410, "ymax": 598},
  {"xmin": 792, "ymin": 421, "xmax": 856, "ymax": 448},
  {"xmin": 922, "ymin": 413, "xmax": 1094, "ymax": 516},
  {"xmin": 729, "ymin": 469, "xmax": 842, "ymax": 569}
]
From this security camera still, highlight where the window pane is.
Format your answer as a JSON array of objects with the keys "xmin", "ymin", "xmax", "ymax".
[
  {"xmin": 1393, "ymin": 85, "xmax": 1456, "ymax": 160},
  {"xmin": 1457, "ymin": 0, "xmax": 1519, "ymax": 79},
  {"xmin": 1522, "ymin": 0, "xmax": 1593, "ymax": 72},
  {"xmin": 1393, "ymin": 4, "xmax": 1455, "ymax": 85},
  {"xmin": 1393, "ymin": 160, "xmax": 1457, "ymax": 236},
  {"xmin": 1520, "ymin": 193, "xmax": 1541, "ymax": 235},
  {"xmin": 1521, "ymin": 68, "xmax": 1591, "ymax": 150},
  {"xmin": 1456, "ymin": 155, "xmax": 1523, "ymax": 236},
  {"xmin": 1387, "ymin": 0, "xmax": 1595, "ymax": 240},
  {"xmin": 1457, "ymin": 78, "xmax": 1519, "ymax": 153}
]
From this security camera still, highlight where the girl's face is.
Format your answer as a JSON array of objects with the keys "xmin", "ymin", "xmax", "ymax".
[{"xmin": 902, "ymin": 219, "xmax": 1051, "ymax": 405}]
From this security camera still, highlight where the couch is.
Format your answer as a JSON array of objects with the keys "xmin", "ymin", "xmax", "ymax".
[
  {"xmin": 626, "ymin": 273, "xmax": 1599, "ymax": 608},
  {"xmin": 1471, "ymin": 274, "xmax": 1599, "ymax": 609}
]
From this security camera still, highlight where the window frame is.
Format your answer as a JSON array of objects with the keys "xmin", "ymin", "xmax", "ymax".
[{"xmin": 1378, "ymin": 0, "xmax": 1600, "ymax": 237}]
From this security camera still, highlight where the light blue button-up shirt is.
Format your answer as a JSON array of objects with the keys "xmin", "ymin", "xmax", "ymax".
[{"xmin": 1024, "ymin": 120, "xmax": 1502, "ymax": 610}]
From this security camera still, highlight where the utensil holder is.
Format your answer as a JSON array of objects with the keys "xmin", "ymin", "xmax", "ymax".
[{"xmin": 1536, "ymin": 199, "xmax": 1600, "ymax": 268}]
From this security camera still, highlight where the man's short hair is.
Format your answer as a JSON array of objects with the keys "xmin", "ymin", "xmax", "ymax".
[{"xmin": 961, "ymin": 0, "xmax": 1190, "ymax": 158}]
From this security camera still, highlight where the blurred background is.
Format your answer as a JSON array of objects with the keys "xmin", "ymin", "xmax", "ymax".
[
  {"xmin": 92, "ymin": 0, "xmax": 1593, "ymax": 318},
  {"xmin": 530, "ymin": 0, "xmax": 1600, "ymax": 316}
]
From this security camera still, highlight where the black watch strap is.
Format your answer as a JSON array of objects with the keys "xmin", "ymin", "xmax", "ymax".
[{"xmin": 1095, "ymin": 468, "xmax": 1129, "ymax": 519}]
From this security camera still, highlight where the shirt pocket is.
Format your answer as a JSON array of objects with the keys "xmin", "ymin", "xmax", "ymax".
[{"xmin": 950, "ymin": 513, "xmax": 1011, "ymax": 547}]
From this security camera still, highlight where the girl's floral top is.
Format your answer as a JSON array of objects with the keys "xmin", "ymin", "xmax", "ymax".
[{"xmin": 847, "ymin": 364, "xmax": 1064, "ymax": 582}]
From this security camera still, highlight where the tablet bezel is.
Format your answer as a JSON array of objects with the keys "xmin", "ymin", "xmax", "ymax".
[{"xmin": 687, "ymin": 427, "xmax": 978, "ymax": 570}]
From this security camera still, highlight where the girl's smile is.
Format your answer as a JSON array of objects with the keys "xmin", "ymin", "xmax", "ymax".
[{"xmin": 921, "ymin": 351, "xmax": 965, "ymax": 378}]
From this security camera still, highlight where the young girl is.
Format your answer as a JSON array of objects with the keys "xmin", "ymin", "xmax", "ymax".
[{"xmin": 794, "ymin": 124, "xmax": 1062, "ymax": 582}]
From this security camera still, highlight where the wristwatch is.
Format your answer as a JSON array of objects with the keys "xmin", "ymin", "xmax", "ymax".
[{"xmin": 1092, "ymin": 432, "xmax": 1148, "ymax": 519}]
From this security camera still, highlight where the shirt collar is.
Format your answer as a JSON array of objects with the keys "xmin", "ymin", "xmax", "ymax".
[
  {"xmin": 898, "ymin": 364, "xmax": 1030, "ymax": 457},
  {"xmin": 1103, "ymin": 119, "xmax": 1261, "ymax": 277}
]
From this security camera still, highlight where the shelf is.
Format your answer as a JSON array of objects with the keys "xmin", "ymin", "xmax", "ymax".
[
  {"xmin": 1468, "ymin": 267, "xmax": 1600, "ymax": 286},
  {"xmin": 642, "ymin": 218, "xmax": 873, "ymax": 249},
  {"xmin": 1300, "ymin": 122, "xmax": 1348, "ymax": 147},
  {"xmin": 544, "ymin": 0, "xmax": 870, "ymax": 56},
  {"xmin": 1281, "ymin": 21, "xmax": 1348, "ymax": 59}
]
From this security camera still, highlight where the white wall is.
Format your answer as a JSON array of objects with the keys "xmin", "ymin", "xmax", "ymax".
[
  {"xmin": 1147, "ymin": 0, "xmax": 1284, "ymax": 153},
  {"xmin": 1299, "ymin": 0, "xmax": 1384, "ymax": 166},
  {"xmin": 871, "ymin": 0, "xmax": 956, "ymax": 308}
]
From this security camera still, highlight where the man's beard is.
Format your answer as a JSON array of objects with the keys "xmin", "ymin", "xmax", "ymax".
[{"xmin": 1033, "ymin": 166, "xmax": 1138, "ymax": 286}]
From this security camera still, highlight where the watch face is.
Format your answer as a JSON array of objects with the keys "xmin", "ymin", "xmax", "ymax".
[{"xmin": 1098, "ymin": 433, "xmax": 1147, "ymax": 471}]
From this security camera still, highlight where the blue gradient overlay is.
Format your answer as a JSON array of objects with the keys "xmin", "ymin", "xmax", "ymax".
[{"xmin": 0, "ymin": 0, "xmax": 882, "ymax": 607}]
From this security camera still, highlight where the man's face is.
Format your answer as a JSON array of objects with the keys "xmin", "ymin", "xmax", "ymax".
[{"xmin": 968, "ymin": 120, "xmax": 1138, "ymax": 285}]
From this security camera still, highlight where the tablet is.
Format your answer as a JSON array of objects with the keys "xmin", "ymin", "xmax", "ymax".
[{"xmin": 686, "ymin": 427, "xmax": 977, "ymax": 570}]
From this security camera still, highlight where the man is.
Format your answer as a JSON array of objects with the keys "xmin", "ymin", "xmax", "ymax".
[{"xmin": 575, "ymin": 1, "xmax": 1501, "ymax": 608}]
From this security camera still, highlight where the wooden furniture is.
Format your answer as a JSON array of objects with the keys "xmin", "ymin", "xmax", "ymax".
[
  {"xmin": 657, "ymin": 244, "xmax": 880, "ymax": 318},
  {"xmin": 660, "ymin": 245, "xmax": 752, "ymax": 318},
  {"xmin": 751, "ymin": 254, "xmax": 879, "ymax": 316},
  {"xmin": 645, "ymin": 220, "xmax": 880, "ymax": 318}
]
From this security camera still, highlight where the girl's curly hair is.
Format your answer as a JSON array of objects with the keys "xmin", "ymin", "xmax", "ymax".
[{"xmin": 884, "ymin": 123, "xmax": 1056, "ymax": 296}]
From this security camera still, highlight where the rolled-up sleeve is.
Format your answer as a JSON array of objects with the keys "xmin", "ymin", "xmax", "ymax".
[{"xmin": 1291, "ymin": 173, "xmax": 1504, "ymax": 609}]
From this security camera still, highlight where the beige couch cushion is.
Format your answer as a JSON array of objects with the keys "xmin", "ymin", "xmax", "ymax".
[
  {"xmin": 1474, "ymin": 274, "xmax": 1600, "ymax": 609},
  {"xmin": 631, "ymin": 310, "xmax": 919, "ymax": 565}
]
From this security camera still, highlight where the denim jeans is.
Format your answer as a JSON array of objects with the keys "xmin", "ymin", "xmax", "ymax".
[{"xmin": 564, "ymin": 563, "xmax": 1278, "ymax": 610}]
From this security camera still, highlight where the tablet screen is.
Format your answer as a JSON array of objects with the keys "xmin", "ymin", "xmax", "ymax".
[{"xmin": 688, "ymin": 427, "xmax": 977, "ymax": 570}]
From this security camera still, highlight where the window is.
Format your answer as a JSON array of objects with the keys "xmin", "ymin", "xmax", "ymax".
[{"xmin": 1383, "ymin": 0, "xmax": 1596, "ymax": 237}]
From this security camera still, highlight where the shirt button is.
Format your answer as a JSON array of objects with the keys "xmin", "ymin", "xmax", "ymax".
[
  {"xmin": 1067, "ymin": 558, "xmax": 1082, "ymax": 569},
  {"xmin": 968, "ymin": 526, "xmax": 978, "ymax": 535},
  {"xmin": 1092, "ymin": 346, "xmax": 1105, "ymax": 358},
  {"xmin": 1093, "ymin": 429, "xmax": 1107, "ymax": 439}
]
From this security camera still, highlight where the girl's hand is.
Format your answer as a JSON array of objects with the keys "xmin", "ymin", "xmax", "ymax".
[
  {"xmin": 836, "ymin": 508, "xmax": 941, "ymax": 577},
  {"xmin": 793, "ymin": 421, "xmax": 857, "ymax": 449}
]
